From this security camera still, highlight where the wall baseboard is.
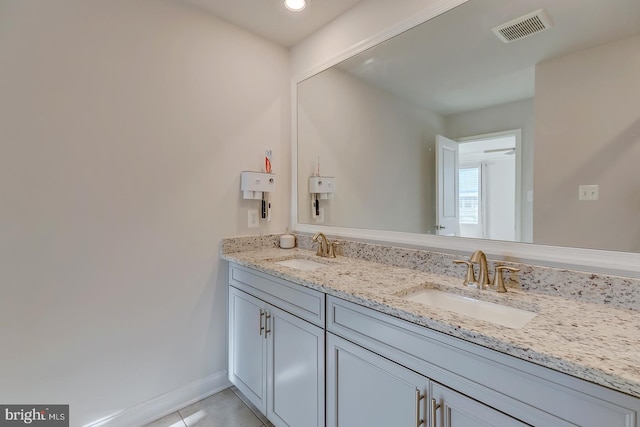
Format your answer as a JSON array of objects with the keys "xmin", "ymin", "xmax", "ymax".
[{"xmin": 85, "ymin": 371, "xmax": 231, "ymax": 427}]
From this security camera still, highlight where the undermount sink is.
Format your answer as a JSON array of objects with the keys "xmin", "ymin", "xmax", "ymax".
[
  {"xmin": 274, "ymin": 257, "xmax": 328, "ymax": 271},
  {"xmin": 402, "ymin": 288, "xmax": 537, "ymax": 329}
]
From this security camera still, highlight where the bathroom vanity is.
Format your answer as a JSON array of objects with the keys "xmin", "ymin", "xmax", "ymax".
[
  {"xmin": 229, "ymin": 0, "xmax": 640, "ymax": 425},
  {"xmin": 228, "ymin": 263, "xmax": 325, "ymax": 427},
  {"xmin": 222, "ymin": 238, "xmax": 640, "ymax": 427}
]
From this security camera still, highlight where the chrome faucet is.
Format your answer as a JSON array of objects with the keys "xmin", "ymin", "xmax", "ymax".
[
  {"xmin": 469, "ymin": 250, "xmax": 491, "ymax": 289},
  {"xmin": 312, "ymin": 232, "xmax": 330, "ymax": 257}
]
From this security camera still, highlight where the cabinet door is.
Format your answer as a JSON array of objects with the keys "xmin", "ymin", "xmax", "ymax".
[
  {"xmin": 267, "ymin": 305, "xmax": 324, "ymax": 427},
  {"xmin": 431, "ymin": 382, "xmax": 529, "ymax": 427},
  {"xmin": 327, "ymin": 333, "xmax": 429, "ymax": 427},
  {"xmin": 228, "ymin": 286, "xmax": 267, "ymax": 413}
]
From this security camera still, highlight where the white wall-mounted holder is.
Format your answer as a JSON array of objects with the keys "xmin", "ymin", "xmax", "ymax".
[
  {"xmin": 241, "ymin": 171, "xmax": 275, "ymax": 221},
  {"xmin": 309, "ymin": 176, "xmax": 335, "ymax": 198},
  {"xmin": 241, "ymin": 171, "xmax": 275, "ymax": 199},
  {"xmin": 309, "ymin": 176, "xmax": 335, "ymax": 221}
]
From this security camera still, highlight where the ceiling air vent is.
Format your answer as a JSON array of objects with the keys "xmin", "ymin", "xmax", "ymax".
[{"xmin": 492, "ymin": 9, "xmax": 552, "ymax": 43}]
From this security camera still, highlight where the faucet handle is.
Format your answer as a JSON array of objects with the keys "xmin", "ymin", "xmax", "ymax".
[
  {"xmin": 328, "ymin": 241, "xmax": 340, "ymax": 258},
  {"xmin": 453, "ymin": 260, "xmax": 477, "ymax": 287},
  {"xmin": 493, "ymin": 266, "xmax": 520, "ymax": 293}
]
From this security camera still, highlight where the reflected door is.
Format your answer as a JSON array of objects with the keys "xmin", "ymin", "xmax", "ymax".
[{"xmin": 436, "ymin": 135, "xmax": 460, "ymax": 236}]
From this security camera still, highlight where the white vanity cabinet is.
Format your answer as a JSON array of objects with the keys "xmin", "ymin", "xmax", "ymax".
[
  {"xmin": 228, "ymin": 264, "xmax": 325, "ymax": 427},
  {"xmin": 326, "ymin": 332, "xmax": 526, "ymax": 427},
  {"xmin": 326, "ymin": 332, "xmax": 430, "ymax": 427},
  {"xmin": 226, "ymin": 261, "xmax": 640, "ymax": 427},
  {"xmin": 326, "ymin": 296, "xmax": 639, "ymax": 427}
]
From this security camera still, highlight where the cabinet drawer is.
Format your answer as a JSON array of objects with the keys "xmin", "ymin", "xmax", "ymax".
[
  {"xmin": 327, "ymin": 296, "xmax": 639, "ymax": 427},
  {"xmin": 431, "ymin": 381, "xmax": 529, "ymax": 426},
  {"xmin": 229, "ymin": 263, "xmax": 324, "ymax": 327}
]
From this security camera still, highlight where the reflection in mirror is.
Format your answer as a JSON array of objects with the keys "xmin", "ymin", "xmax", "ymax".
[{"xmin": 297, "ymin": 0, "xmax": 640, "ymax": 252}]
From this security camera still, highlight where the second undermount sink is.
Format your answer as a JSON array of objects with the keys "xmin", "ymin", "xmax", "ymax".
[
  {"xmin": 402, "ymin": 287, "xmax": 537, "ymax": 329},
  {"xmin": 274, "ymin": 257, "xmax": 328, "ymax": 271}
]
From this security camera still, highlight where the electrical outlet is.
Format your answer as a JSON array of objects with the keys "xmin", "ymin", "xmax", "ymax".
[
  {"xmin": 248, "ymin": 209, "xmax": 259, "ymax": 228},
  {"xmin": 578, "ymin": 184, "xmax": 599, "ymax": 201}
]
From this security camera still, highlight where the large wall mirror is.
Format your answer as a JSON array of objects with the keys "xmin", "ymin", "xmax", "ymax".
[{"xmin": 294, "ymin": 0, "xmax": 640, "ymax": 267}]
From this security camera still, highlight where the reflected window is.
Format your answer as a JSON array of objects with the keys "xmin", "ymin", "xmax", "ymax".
[{"xmin": 459, "ymin": 167, "xmax": 480, "ymax": 224}]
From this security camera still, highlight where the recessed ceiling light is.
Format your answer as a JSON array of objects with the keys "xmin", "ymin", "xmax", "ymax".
[{"xmin": 284, "ymin": 0, "xmax": 307, "ymax": 12}]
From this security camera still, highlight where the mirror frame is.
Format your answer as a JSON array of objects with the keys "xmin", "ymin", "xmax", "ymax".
[{"xmin": 290, "ymin": 0, "xmax": 640, "ymax": 277}]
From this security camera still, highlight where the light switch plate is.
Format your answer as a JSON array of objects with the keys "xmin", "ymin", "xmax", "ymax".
[
  {"xmin": 248, "ymin": 209, "xmax": 259, "ymax": 228},
  {"xmin": 579, "ymin": 184, "xmax": 599, "ymax": 201}
]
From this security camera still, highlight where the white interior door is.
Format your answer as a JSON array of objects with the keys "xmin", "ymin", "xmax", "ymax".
[{"xmin": 436, "ymin": 135, "xmax": 460, "ymax": 236}]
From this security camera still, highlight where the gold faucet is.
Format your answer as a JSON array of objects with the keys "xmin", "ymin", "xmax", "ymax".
[
  {"xmin": 455, "ymin": 250, "xmax": 521, "ymax": 292},
  {"xmin": 469, "ymin": 250, "xmax": 491, "ymax": 289},
  {"xmin": 312, "ymin": 232, "xmax": 330, "ymax": 257}
]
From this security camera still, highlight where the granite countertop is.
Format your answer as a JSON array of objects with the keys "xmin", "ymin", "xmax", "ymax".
[{"xmin": 222, "ymin": 247, "xmax": 640, "ymax": 399}]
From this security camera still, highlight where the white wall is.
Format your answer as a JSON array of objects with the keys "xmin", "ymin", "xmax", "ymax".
[
  {"xmin": 534, "ymin": 34, "xmax": 640, "ymax": 252},
  {"xmin": 0, "ymin": 1, "xmax": 290, "ymax": 426},
  {"xmin": 297, "ymin": 67, "xmax": 445, "ymax": 232}
]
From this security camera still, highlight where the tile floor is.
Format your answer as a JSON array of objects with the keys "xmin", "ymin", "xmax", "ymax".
[{"xmin": 143, "ymin": 387, "xmax": 274, "ymax": 427}]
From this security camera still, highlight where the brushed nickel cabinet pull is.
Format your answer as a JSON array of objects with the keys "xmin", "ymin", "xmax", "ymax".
[
  {"xmin": 259, "ymin": 309, "xmax": 265, "ymax": 336},
  {"xmin": 264, "ymin": 313, "xmax": 271, "ymax": 338},
  {"xmin": 415, "ymin": 389, "xmax": 425, "ymax": 426},
  {"xmin": 431, "ymin": 398, "xmax": 441, "ymax": 427}
]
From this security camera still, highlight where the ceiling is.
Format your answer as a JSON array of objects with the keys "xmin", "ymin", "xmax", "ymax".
[
  {"xmin": 176, "ymin": 0, "xmax": 364, "ymax": 47},
  {"xmin": 336, "ymin": 0, "xmax": 640, "ymax": 115}
]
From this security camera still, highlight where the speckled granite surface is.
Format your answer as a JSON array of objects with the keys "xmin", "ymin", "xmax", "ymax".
[
  {"xmin": 292, "ymin": 234, "xmax": 640, "ymax": 311},
  {"xmin": 220, "ymin": 235, "xmax": 640, "ymax": 398}
]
